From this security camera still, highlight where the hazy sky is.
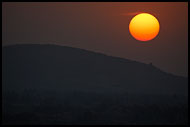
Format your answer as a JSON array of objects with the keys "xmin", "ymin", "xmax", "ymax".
[{"xmin": 2, "ymin": 2, "xmax": 188, "ymax": 77}]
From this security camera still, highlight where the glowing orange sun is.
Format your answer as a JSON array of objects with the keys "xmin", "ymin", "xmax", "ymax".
[{"xmin": 129, "ymin": 13, "xmax": 160, "ymax": 41}]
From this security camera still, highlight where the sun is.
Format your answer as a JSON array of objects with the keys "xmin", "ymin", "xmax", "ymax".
[{"xmin": 129, "ymin": 13, "xmax": 160, "ymax": 41}]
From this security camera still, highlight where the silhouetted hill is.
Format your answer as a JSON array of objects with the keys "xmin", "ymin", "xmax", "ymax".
[
  {"xmin": 2, "ymin": 44, "xmax": 188, "ymax": 125},
  {"xmin": 2, "ymin": 44, "xmax": 187, "ymax": 95}
]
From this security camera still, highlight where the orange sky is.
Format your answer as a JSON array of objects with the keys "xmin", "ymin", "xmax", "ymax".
[{"xmin": 2, "ymin": 2, "xmax": 188, "ymax": 77}]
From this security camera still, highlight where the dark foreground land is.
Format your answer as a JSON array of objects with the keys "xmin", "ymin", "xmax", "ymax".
[{"xmin": 2, "ymin": 44, "xmax": 188, "ymax": 125}]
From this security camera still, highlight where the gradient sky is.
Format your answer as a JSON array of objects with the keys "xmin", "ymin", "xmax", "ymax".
[{"xmin": 2, "ymin": 2, "xmax": 188, "ymax": 77}]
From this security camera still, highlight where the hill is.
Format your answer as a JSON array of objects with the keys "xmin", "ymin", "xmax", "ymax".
[{"xmin": 2, "ymin": 44, "xmax": 188, "ymax": 125}]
